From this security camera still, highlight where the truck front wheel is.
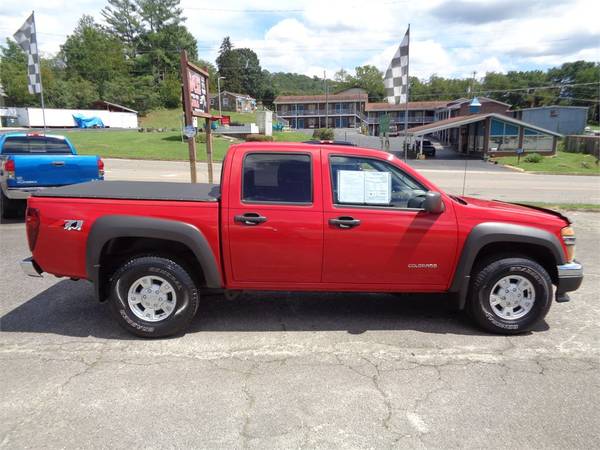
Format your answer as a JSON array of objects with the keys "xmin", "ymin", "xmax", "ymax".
[
  {"xmin": 468, "ymin": 257, "xmax": 553, "ymax": 334},
  {"xmin": 108, "ymin": 256, "xmax": 199, "ymax": 338}
]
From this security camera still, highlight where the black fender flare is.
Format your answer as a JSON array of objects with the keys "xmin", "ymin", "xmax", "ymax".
[
  {"xmin": 87, "ymin": 215, "xmax": 223, "ymax": 298},
  {"xmin": 449, "ymin": 222, "xmax": 566, "ymax": 309}
]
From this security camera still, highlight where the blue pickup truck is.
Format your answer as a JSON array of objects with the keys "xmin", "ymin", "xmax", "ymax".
[{"xmin": 0, "ymin": 132, "xmax": 103, "ymax": 220}]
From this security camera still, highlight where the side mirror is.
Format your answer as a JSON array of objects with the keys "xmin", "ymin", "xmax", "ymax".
[{"xmin": 423, "ymin": 192, "xmax": 445, "ymax": 214}]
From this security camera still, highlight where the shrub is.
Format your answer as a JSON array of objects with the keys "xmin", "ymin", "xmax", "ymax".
[
  {"xmin": 312, "ymin": 128, "xmax": 334, "ymax": 140},
  {"xmin": 523, "ymin": 153, "xmax": 543, "ymax": 163},
  {"xmin": 244, "ymin": 134, "xmax": 273, "ymax": 142}
]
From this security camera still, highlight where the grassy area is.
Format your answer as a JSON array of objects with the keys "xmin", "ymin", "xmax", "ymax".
[
  {"xmin": 518, "ymin": 202, "xmax": 600, "ymax": 212},
  {"xmin": 140, "ymin": 108, "xmax": 257, "ymax": 129},
  {"xmin": 65, "ymin": 128, "xmax": 310, "ymax": 161},
  {"xmin": 493, "ymin": 151, "xmax": 599, "ymax": 175},
  {"xmin": 64, "ymin": 130, "xmax": 235, "ymax": 161},
  {"xmin": 272, "ymin": 131, "xmax": 309, "ymax": 142}
]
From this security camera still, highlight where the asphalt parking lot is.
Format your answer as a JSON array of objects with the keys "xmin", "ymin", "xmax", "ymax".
[{"xmin": 1, "ymin": 210, "xmax": 599, "ymax": 449}]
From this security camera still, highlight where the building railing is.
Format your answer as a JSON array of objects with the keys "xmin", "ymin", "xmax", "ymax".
[
  {"xmin": 361, "ymin": 116, "xmax": 436, "ymax": 125},
  {"xmin": 276, "ymin": 108, "xmax": 436, "ymax": 127},
  {"xmin": 277, "ymin": 107, "xmax": 360, "ymax": 117}
]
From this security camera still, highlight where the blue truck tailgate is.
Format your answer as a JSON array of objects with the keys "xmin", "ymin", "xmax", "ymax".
[{"xmin": 9, "ymin": 154, "xmax": 101, "ymax": 188}]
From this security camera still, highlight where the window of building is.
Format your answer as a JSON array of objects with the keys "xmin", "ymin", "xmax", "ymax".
[
  {"xmin": 223, "ymin": 97, "xmax": 229, "ymax": 106},
  {"xmin": 489, "ymin": 119, "xmax": 520, "ymax": 152},
  {"xmin": 242, "ymin": 153, "xmax": 312, "ymax": 203},
  {"xmin": 329, "ymin": 156, "xmax": 427, "ymax": 208},
  {"xmin": 523, "ymin": 128, "xmax": 553, "ymax": 152}
]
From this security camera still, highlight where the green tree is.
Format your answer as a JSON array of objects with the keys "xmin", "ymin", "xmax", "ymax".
[
  {"xmin": 103, "ymin": 75, "xmax": 161, "ymax": 113},
  {"xmin": 216, "ymin": 37, "xmax": 243, "ymax": 93},
  {"xmin": 548, "ymin": 61, "xmax": 600, "ymax": 122},
  {"xmin": 334, "ymin": 68, "xmax": 350, "ymax": 83},
  {"xmin": 137, "ymin": 0, "xmax": 183, "ymax": 32},
  {"xmin": 159, "ymin": 73, "xmax": 181, "ymax": 108},
  {"xmin": 101, "ymin": 0, "xmax": 142, "ymax": 56},
  {"xmin": 0, "ymin": 39, "xmax": 37, "ymax": 106},
  {"xmin": 135, "ymin": 23, "xmax": 197, "ymax": 78},
  {"xmin": 233, "ymin": 47, "xmax": 264, "ymax": 99},
  {"xmin": 337, "ymin": 65, "xmax": 384, "ymax": 101},
  {"xmin": 60, "ymin": 15, "xmax": 128, "ymax": 97}
]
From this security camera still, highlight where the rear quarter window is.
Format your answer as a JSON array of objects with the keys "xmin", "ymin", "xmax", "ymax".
[{"xmin": 2, "ymin": 137, "xmax": 72, "ymax": 155}]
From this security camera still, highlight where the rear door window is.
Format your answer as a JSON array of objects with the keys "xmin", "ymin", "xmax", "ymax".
[
  {"xmin": 2, "ymin": 137, "xmax": 72, "ymax": 154},
  {"xmin": 242, "ymin": 153, "xmax": 312, "ymax": 204}
]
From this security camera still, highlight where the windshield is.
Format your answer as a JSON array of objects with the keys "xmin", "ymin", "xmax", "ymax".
[{"xmin": 2, "ymin": 136, "xmax": 72, "ymax": 155}]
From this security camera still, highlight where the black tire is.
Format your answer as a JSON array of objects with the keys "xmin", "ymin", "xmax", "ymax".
[
  {"xmin": 0, "ymin": 191, "xmax": 24, "ymax": 221},
  {"xmin": 468, "ymin": 257, "xmax": 553, "ymax": 334},
  {"xmin": 108, "ymin": 256, "xmax": 199, "ymax": 338},
  {"xmin": 0, "ymin": 191, "xmax": 5, "ymax": 224},
  {"xmin": 0, "ymin": 190, "xmax": 15, "ymax": 221}
]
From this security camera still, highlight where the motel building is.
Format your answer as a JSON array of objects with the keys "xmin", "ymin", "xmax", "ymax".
[
  {"xmin": 274, "ymin": 88, "xmax": 562, "ymax": 157},
  {"xmin": 364, "ymin": 101, "xmax": 446, "ymax": 135},
  {"xmin": 273, "ymin": 88, "xmax": 368, "ymax": 129}
]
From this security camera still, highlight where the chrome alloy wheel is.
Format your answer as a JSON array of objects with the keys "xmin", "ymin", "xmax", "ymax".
[
  {"xmin": 489, "ymin": 275, "xmax": 536, "ymax": 320},
  {"xmin": 127, "ymin": 275, "xmax": 177, "ymax": 322}
]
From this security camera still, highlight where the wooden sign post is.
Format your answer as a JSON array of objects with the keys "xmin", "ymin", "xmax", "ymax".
[{"xmin": 180, "ymin": 50, "xmax": 214, "ymax": 183}]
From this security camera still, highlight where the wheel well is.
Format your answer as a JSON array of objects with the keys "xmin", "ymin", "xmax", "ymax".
[
  {"xmin": 471, "ymin": 242, "xmax": 559, "ymax": 284},
  {"xmin": 97, "ymin": 237, "xmax": 205, "ymax": 301}
]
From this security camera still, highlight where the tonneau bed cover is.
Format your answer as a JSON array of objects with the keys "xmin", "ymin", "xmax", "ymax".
[{"xmin": 32, "ymin": 180, "xmax": 220, "ymax": 202}]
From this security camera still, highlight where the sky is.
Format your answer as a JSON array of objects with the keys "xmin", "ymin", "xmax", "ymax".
[{"xmin": 1, "ymin": 0, "xmax": 599, "ymax": 80}]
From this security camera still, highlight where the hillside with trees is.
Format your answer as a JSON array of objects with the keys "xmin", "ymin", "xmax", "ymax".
[{"xmin": 0, "ymin": 0, "xmax": 597, "ymax": 122}]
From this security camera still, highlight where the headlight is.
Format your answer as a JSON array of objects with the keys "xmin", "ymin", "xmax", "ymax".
[{"xmin": 561, "ymin": 226, "xmax": 576, "ymax": 262}]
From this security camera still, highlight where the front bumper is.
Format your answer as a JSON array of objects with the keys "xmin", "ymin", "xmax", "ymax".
[
  {"xmin": 555, "ymin": 261, "xmax": 583, "ymax": 301},
  {"xmin": 20, "ymin": 257, "xmax": 43, "ymax": 277}
]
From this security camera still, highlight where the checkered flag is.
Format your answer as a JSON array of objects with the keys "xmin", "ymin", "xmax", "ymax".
[
  {"xmin": 384, "ymin": 27, "xmax": 409, "ymax": 104},
  {"xmin": 13, "ymin": 13, "xmax": 42, "ymax": 95}
]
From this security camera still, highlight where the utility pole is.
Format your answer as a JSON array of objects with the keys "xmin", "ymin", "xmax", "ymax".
[
  {"xmin": 470, "ymin": 71, "xmax": 477, "ymax": 95},
  {"xmin": 324, "ymin": 70, "xmax": 329, "ymax": 128},
  {"xmin": 217, "ymin": 76, "xmax": 225, "ymax": 117}
]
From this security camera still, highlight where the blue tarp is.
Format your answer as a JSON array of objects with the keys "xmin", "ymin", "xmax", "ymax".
[{"xmin": 73, "ymin": 114, "xmax": 105, "ymax": 128}]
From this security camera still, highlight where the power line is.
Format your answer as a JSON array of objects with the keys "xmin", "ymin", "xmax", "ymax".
[{"xmin": 181, "ymin": 1, "xmax": 412, "ymax": 13}]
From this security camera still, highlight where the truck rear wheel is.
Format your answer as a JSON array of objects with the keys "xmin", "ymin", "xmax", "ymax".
[
  {"xmin": 108, "ymin": 256, "xmax": 199, "ymax": 338},
  {"xmin": 0, "ymin": 190, "xmax": 19, "ymax": 221},
  {"xmin": 468, "ymin": 257, "xmax": 553, "ymax": 334}
]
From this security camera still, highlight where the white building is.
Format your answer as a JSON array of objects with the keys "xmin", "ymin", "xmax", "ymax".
[{"xmin": 2, "ymin": 101, "xmax": 138, "ymax": 129}]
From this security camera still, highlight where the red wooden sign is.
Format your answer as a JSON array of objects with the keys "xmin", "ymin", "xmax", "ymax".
[{"xmin": 181, "ymin": 52, "xmax": 211, "ymax": 120}]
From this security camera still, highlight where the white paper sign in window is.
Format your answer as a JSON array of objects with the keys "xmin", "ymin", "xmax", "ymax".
[
  {"xmin": 338, "ymin": 170, "xmax": 365, "ymax": 203},
  {"xmin": 364, "ymin": 172, "xmax": 391, "ymax": 204},
  {"xmin": 337, "ymin": 170, "xmax": 391, "ymax": 205}
]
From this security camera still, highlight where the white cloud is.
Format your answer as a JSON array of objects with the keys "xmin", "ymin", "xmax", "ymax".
[
  {"xmin": 0, "ymin": 0, "xmax": 104, "ymax": 55},
  {"xmin": 0, "ymin": 0, "xmax": 598, "ymax": 79}
]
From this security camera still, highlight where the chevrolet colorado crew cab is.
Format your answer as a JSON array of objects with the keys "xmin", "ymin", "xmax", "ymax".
[
  {"xmin": 0, "ymin": 132, "xmax": 104, "ymax": 220},
  {"xmin": 21, "ymin": 142, "xmax": 583, "ymax": 337}
]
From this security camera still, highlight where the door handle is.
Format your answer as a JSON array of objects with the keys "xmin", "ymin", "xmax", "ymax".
[
  {"xmin": 51, "ymin": 161, "xmax": 65, "ymax": 167},
  {"xmin": 234, "ymin": 212, "xmax": 267, "ymax": 226},
  {"xmin": 329, "ymin": 216, "xmax": 361, "ymax": 229}
]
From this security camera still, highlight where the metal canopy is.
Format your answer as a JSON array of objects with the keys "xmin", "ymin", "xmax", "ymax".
[{"xmin": 406, "ymin": 112, "xmax": 563, "ymax": 138}]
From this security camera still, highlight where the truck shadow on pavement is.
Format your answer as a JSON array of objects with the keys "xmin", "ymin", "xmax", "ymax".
[{"xmin": 1, "ymin": 280, "xmax": 549, "ymax": 339}]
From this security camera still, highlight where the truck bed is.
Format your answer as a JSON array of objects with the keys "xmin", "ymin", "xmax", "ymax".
[{"xmin": 32, "ymin": 180, "xmax": 220, "ymax": 202}]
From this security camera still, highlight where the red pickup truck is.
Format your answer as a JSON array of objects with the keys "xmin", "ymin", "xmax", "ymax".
[{"xmin": 21, "ymin": 142, "xmax": 583, "ymax": 337}]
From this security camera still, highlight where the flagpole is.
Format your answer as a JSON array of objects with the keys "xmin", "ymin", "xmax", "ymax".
[
  {"xmin": 403, "ymin": 23, "xmax": 410, "ymax": 161},
  {"xmin": 32, "ymin": 11, "xmax": 47, "ymax": 131}
]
